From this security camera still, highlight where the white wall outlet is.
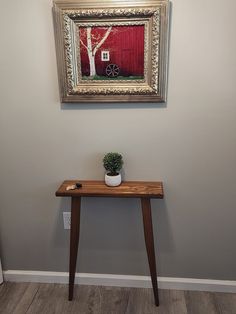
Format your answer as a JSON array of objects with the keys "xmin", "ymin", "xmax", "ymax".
[{"xmin": 63, "ymin": 212, "xmax": 71, "ymax": 229}]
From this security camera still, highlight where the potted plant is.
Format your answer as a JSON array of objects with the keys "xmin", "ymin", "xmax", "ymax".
[{"xmin": 103, "ymin": 152, "xmax": 123, "ymax": 187}]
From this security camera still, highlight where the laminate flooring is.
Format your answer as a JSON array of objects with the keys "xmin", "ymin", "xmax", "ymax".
[{"xmin": 0, "ymin": 282, "xmax": 236, "ymax": 314}]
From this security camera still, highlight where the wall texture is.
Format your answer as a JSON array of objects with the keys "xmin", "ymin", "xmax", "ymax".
[{"xmin": 0, "ymin": 0, "xmax": 236, "ymax": 280}]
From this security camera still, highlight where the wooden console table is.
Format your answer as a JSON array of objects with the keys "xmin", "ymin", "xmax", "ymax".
[{"xmin": 55, "ymin": 180, "xmax": 164, "ymax": 306}]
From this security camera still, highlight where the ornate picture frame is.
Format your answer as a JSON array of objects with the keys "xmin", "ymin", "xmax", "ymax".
[{"xmin": 53, "ymin": 0, "xmax": 170, "ymax": 103}]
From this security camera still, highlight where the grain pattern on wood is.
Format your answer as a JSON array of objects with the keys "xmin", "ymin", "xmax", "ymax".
[
  {"xmin": 0, "ymin": 282, "xmax": 39, "ymax": 314},
  {"xmin": 69, "ymin": 197, "xmax": 81, "ymax": 301},
  {"xmin": 73, "ymin": 285, "xmax": 101, "ymax": 314},
  {"xmin": 185, "ymin": 291, "xmax": 220, "ymax": 314},
  {"xmin": 26, "ymin": 283, "xmax": 54, "ymax": 314},
  {"xmin": 125, "ymin": 288, "xmax": 157, "ymax": 314},
  {"xmin": 158, "ymin": 289, "xmax": 188, "ymax": 314},
  {"xmin": 141, "ymin": 197, "xmax": 159, "ymax": 306},
  {"xmin": 55, "ymin": 180, "xmax": 164, "ymax": 198},
  {"xmin": 12, "ymin": 283, "xmax": 39, "ymax": 314},
  {"xmin": 100, "ymin": 286, "xmax": 130, "ymax": 314},
  {"xmin": 126, "ymin": 288, "xmax": 187, "ymax": 314},
  {"xmin": 1, "ymin": 283, "xmax": 236, "ymax": 314},
  {"xmin": 214, "ymin": 292, "xmax": 236, "ymax": 314},
  {"xmin": 27, "ymin": 283, "xmax": 69, "ymax": 314},
  {"xmin": 0, "ymin": 281, "xmax": 7, "ymax": 298}
]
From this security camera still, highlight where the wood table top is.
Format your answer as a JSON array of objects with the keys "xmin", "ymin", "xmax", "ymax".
[{"xmin": 55, "ymin": 180, "xmax": 164, "ymax": 198}]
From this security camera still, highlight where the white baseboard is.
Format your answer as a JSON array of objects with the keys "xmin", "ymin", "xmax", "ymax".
[{"xmin": 3, "ymin": 270, "xmax": 236, "ymax": 293}]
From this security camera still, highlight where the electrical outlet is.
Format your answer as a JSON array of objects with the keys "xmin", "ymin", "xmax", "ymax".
[{"xmin": 63, "ymin": 212, "xmax": 71, "ymax": 229}]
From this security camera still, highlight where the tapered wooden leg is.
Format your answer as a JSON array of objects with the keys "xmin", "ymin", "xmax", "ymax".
[
  {"xmin": 69, "ymin": 197, "xmax": 81, "ymax": 301},
  {"xmin": 141, "ymin": 197, "xmax": 159, "ymax": 306}
]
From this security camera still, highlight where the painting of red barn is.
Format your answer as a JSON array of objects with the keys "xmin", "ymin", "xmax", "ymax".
[{"xmin": 79, "ymin": 25, "xmax": 145, "ymax": 80}]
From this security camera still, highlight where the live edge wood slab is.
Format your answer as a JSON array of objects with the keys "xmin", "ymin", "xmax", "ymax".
[{"xmin": 55, "ymin": 180, "xmax": 164, "ymax": 306}]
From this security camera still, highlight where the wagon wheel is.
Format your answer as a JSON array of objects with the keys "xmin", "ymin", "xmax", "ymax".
[{"xmin": 105, "ymin": 64, "xmax": 120, "ymax": 77}]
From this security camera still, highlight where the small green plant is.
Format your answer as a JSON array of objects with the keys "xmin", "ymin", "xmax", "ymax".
[{"xmin": 103, "ymin": 152, "xmax": 123, "ymax": 176}]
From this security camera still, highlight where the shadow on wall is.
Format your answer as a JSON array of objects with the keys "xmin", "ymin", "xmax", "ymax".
[
  {"xmin": 152, "ymin": 198, "xmax": 174, "ymax": 254},
  {"xmin": 60, "ymin": 102, "xmax": 167, "ymax": 111},
  {"xmin": 53, "ymin": 196, "xmax": 174, "ymax": 272}
]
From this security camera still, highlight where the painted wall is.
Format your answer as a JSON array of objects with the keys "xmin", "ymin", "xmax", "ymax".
[{"xmin": 0, "ymin": 0, "xmax": 236, "ymax": 280}]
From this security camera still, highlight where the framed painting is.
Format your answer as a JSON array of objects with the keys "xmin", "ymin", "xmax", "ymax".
[{"xmin": 53, "ymin": 0, "xmax": 170, "ymax": 103}]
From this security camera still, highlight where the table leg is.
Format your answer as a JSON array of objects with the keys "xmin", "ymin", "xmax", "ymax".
[
  {"xmin": 69, "ymin": 197, "xmax": 81, "ymax": 301},
  {"xmin": 141, "ymin": 197, "xmax": 159, "ymax": 306}
]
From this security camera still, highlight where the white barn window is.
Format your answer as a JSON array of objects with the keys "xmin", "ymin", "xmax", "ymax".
[{"xmin": 101, "ymin": 51, "xmax": 110, "ymax": 61}]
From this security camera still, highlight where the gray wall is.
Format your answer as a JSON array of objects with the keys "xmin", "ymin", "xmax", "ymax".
[{"xmin": 0, "ymin": 0, "xmax": 236, "ymax": 280}]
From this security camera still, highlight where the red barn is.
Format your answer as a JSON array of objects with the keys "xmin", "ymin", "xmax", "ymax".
[{"xmin": 79, "ymin": 25, "xmax": 145, "ymax": 78}]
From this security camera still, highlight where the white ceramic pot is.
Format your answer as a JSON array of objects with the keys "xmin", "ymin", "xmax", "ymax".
[{"xmin": 105, "ymin": 173, "xmax": 121, "ymax": 187}]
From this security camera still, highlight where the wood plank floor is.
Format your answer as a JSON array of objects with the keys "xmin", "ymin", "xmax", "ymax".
[{"xmin": 0, "ymin": 282, "xmax": 236, "ymax": 314}]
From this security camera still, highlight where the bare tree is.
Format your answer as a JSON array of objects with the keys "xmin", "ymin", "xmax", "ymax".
[{"xmin": 80, "ymin": 26, "xmax": 112, "ymax": 77}]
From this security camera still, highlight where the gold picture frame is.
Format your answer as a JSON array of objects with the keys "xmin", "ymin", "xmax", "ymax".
[{"xmin": 53, "ymin": 0, "xmax": 170, "ymax": 103}]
